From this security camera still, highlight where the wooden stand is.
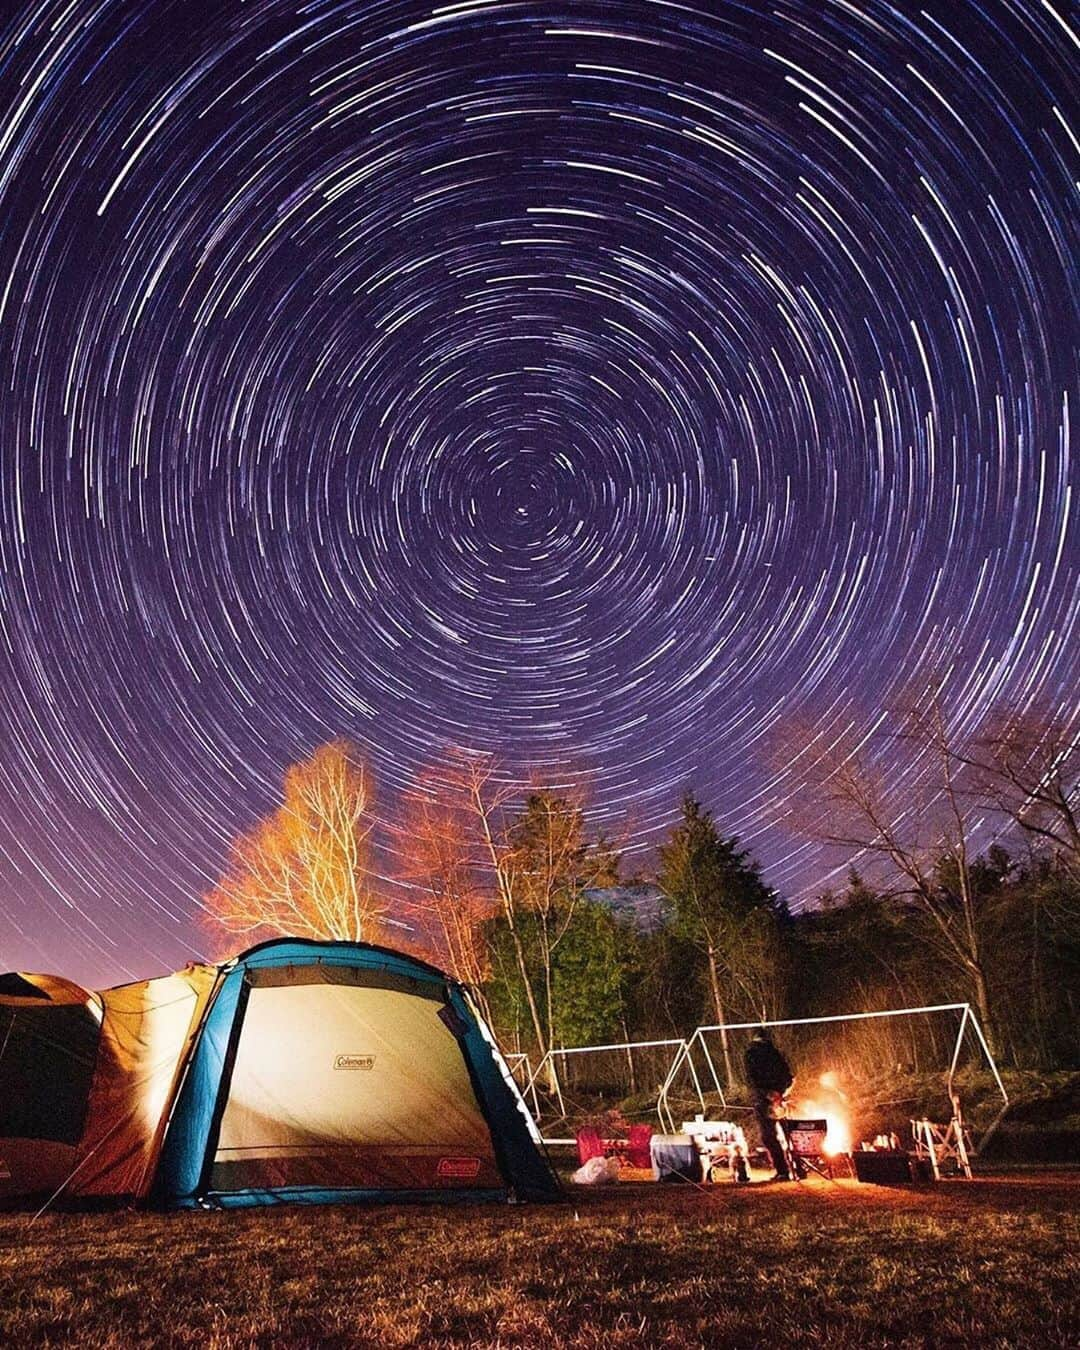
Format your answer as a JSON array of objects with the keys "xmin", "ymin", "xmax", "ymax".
[{"xmin": 911, "ymin": 1094, "xmax": 973, "ymax": 1180}]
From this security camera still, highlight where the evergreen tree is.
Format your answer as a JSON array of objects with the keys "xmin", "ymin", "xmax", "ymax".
[{"xmin": 657, "ymin": 791, "xmax": 781, "ymax": 1085}]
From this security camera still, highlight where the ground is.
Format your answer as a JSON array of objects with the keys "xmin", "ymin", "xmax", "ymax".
[{"xmin": 2, "ymin": 1173, "xmax": 1077, "ymax": 1348}]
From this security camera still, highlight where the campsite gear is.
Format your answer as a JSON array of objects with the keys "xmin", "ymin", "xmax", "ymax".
[
  {"xmin": 779, "ymin": 1118, "xmax": 833, "ymax": 1181},
  {"xmin": 575, "ymin": 1125, "xmax": 606, "ymax": 1166},
  {"xmin": 575, "ymin": 1123, "xmax": 652, "ymax": 1176},
  {"xmin": 622, "ymin": 1124, "xmax": 654, "ymax": 1171},
  {"xmin": 680, "ymin": 1117, "xmax": 751, "ymax": 1183},
  {"xmin": 571, "ymin": 1155, "xmax": 620, "ymax": 1185},
  {"xmin": 648, "ymin": 1134, "xmax": 700, "ymax": 1181},
  {"xmin": 853, "ymin": 1149, "xmax": 919, "ymax": 1184},
  {"xmin": 911, "ymin": 1095, "xmax": 973, "ymax": 1180},
  {"xmin": 0, "ymin": 939, "xmax": 557, "ymax": 1210}
]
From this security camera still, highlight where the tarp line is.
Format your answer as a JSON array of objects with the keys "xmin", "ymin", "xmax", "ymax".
[
  {"xmin": 0, "ymin": 1014, "xmax": 14, "ymax": 1068},
  {"xmin": 28, "ymin": 1111, "xmax": 134, "ymax": 1223},
  {"xmin": 545, "ymin": 1038, "xmax": 685, "ymax": 1056},
  {"xmin": 524, "ymin": 1037, "xmax": 690, "ymax": 1119}
]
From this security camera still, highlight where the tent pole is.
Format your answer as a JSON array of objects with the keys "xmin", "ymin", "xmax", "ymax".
[
  {"xmin": 965, "ymin": 1008, "xmax": 1010, "ymax": 1155},
  {"xmin": 967, "ymin": 1009, "xmax": 1009, "ymax": 1107},
  {"xmin": 656, "ymin": 1041, "xmax": 686, "ymax": 1132},
  {"xmin": 684, "ymin": 1041, "xmax": 707, "ymax": 1118},
  {"xmin": 140, "ymin": 963, "xmax": 231, "ymax": 1202}
]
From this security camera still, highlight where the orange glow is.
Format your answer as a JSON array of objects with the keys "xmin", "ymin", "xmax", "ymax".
[
  {"xmin": 795, "ymin": 1098, "xmax": 852, "ymax": 1156},
  {"xmin": 822, "ymin": 1110, "xmax": 852, "ymax": 1156}
]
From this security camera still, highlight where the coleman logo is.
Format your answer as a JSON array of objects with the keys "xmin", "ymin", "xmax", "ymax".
[
  {"xmin": 436, "ymin": 1156, "xmax": 481, "ymax": 1180},
  {"xmin": 334, "ymin": 1054, "xmax": 375, "ymax": 1071}
]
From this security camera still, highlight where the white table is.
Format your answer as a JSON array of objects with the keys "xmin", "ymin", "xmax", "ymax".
[{"xmin": 680, "ymin": 1118, "xmax": 750, "ymax": 1182}]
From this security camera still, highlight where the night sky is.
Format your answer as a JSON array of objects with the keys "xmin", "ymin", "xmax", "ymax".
[{"xmin": 0, "ymin": 0, "xmax": 1075, "ymax": 987}]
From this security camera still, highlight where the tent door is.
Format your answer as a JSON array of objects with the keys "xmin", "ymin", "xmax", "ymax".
[{"xmin": 204, "ymin": 973, "xmax": 502, "ymax": 1194}]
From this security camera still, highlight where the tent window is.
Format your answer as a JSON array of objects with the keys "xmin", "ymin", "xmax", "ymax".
[
  {"xmin": 0, "ymin": 1005, "xmax": 100, "ymax": 1144},
  {"xmin": 210, "ymin": 981, "xmax": 500, "ymax": 1193},
  {"xmin": 0, "ymin": 974, "xmax": 50, "ymax": 999},
  {"xmin": 244, "ymin": 963, "xmax": 443, "ymax": 1001}
]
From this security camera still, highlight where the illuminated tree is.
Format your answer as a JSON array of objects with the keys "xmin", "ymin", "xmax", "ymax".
[
  {"xmin": 203, "ymin": 740, "xmax": 385, "ymax": 947},
  {"xmin": 396, "ymin": 766, "xmax": 495, "ymax": 1022}
]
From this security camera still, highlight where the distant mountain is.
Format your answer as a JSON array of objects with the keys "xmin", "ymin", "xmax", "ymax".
[{"xmin": 585, "ymin": 884, "xmax": 666, "ymax": 932}]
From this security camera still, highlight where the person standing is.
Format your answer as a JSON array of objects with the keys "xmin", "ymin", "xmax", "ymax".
[{"xmin": 744, "ymin": 1027, "xmax": 795, "ymax": 1180}]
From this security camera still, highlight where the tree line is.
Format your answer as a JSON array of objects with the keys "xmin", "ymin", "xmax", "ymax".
[{"xmin": 203, "ymin": 698, "xmax": 1079, "ymax": 1072}]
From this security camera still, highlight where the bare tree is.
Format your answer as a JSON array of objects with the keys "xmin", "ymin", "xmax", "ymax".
[
  {"xmin": 395, "ymin": 769, "xmax": 495, "ymax": 1022},
  {"xmin": 204, "ymin": 740, "xmax": 385, "ymax": 948},
  {"xmin": 402, "ymin": 754, "xmax": 619, "ymax": 1083},
  {"xmin": 966, "ymin": 709, "xmax": 1080, "ymax": 874},
  {"xmin": 396, "ymin": 753, "xmax": 549, "ymax": 1058},
  {"xmin": 777, "ymin": 695, "xmax": 1000, "ymax": 1053}
]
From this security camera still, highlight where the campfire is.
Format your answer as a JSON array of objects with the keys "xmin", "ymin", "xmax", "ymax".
[{"xmin": 793, "ymin": 1071, "xmax": 852, "ymax": 1156}]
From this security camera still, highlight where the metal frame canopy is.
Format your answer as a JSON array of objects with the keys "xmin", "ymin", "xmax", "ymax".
[
  {"xmin": 656, "ymin": 1002, "xmax": 1008, "ymax": 1151},
  {"xmin": 524, "ymin": 1038, "xmax": 688, "ymax": 1138}
]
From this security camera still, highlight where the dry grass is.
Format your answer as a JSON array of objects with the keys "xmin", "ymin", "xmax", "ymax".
[{"xmin": 2, "ymin": 1173, "xmax": 1077, "ymax": 1348}]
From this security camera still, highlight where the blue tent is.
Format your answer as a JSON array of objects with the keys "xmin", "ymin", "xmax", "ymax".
[{"xmin": 154, "ymin": 938, "xmax": 558, "ymax": 1208}]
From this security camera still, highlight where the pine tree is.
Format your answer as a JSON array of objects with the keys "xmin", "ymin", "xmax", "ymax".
[{"xmin": 657, "ymin": 791, "xmax": 779, "ymax": 1086}]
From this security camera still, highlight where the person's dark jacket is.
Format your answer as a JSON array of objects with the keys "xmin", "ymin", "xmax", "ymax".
[{"xmin": 744, "ymin": 1038, "xmax": 794, "ymax": 1094}]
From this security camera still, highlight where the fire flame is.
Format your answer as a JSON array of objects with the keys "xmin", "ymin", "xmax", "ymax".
[
  {"xmin": 794, "ymin": 1101, "xmax": 851, "ymax": 1155},
  {"xmin": 822, "ymin": 1110, "xmax": 852, "ymax": 1156},
  {"xmin": 796, "ymin": 1072, "xmax": 852, "ymax": 1155}
]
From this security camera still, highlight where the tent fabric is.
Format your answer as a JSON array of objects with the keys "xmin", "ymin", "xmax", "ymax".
[
  {"xmin": 2, "ymin": 939, "xmax": 556, "ymax": 1209},
  {"xmin": 209, "ymin": 981, "xmax": 501, "ymax": 1193},
  {"xmin": 0, "ymin": 974, "xmax": 103, "ymax": 1203},
  {"xmin": 156, "ymin": 938, "xmax": 558, "ymax": 1207},
  {"xmin": 69, "ymin": 966, "xmax": 217, "ymax": 1199},
  {"xmin": 0, "ymin": 1002, "xmax": 102, "ymax": 1144},
  {"xmin": 0, "ymin": 973, "xmax": 99, "ymax": 1005}
]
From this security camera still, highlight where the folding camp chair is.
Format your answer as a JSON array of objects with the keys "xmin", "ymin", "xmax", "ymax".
[
  {"xmin": 575, "ymin": 1126, "xmax": 605, "ymax": 1166},
  {"xmin": 780, "ymin": 1118, "xmax": 833, "ymax": 1180},
  {"xmin": 624, "ymin": 1124, "xmax": 654, "ymax": 1170},
  {"xmin": 575, "ymin": 1124, "xmax": 653, "ymax": 1170}
]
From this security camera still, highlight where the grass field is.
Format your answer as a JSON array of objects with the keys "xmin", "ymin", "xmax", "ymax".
[{"xmin": 2, "ymin": 1173, "xmax": 1077, "ymax": 1348}]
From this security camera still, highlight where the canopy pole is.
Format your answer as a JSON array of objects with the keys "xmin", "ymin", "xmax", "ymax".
[{"xmin": 947, "ymin": 1004, "xmax": 971, "ymax": 1101}]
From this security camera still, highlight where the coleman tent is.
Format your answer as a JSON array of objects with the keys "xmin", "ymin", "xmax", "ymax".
[{"xmin": 0, "ymin": 939, "xmax": 557, "ymax": 1208}]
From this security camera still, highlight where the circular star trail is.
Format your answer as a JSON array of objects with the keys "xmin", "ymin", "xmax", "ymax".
[{"xmin": 0, "ymin": 0, "xmax": 1076, "ymax": 982}]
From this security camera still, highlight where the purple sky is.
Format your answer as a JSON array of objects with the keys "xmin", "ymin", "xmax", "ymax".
[{"xmin": 0, "ymin": 0, "xmax": 1075, "ymax": 987}]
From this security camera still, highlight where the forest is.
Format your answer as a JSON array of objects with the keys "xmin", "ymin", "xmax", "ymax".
[{"xmin": 202, "ymin": 699, "xmax": 1080, "ymax": 1085}]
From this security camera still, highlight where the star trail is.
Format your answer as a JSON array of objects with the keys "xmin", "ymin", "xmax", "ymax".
[{"xmin": 0, "ymin": 0, "xmax": 1076, "ymax": 984}]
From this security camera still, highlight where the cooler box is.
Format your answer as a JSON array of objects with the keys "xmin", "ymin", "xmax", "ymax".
[{"xmin": 853, "ymin": 1150, "xmax": 917, "ymax": 1184}]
